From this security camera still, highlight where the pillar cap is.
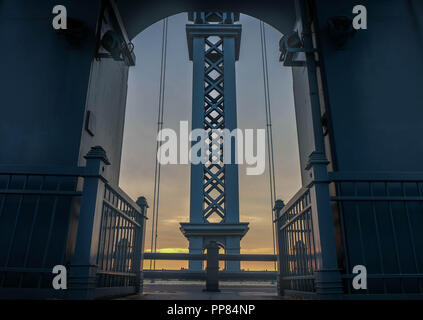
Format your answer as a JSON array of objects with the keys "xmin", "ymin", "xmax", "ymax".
[
  {"xmin": 180, "ymin": 223, "xmax": 249, "ymax": 239},
  {"xmin": 274, "ymin": 199, "xmax": 285, "ymax": 210},
  {"xmin": 305, "ymin": 151, "xmax": 329, "ymax": 170},
  {"xmin": 136, "ymin": 196, "xmax": 149, "ymax": 209},
  {"xmin": 84, "ymin": 146, "xmax": 110, "ymax": 165}
]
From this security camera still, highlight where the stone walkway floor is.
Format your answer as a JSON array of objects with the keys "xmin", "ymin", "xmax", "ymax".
[{"xmin": 120, "ymin": 280, "xmax": 284, "ymax": 300}]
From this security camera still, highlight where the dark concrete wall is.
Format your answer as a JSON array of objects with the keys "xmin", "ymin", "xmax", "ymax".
[
  {"xmin": 78, "ymin": 9, "xmax": 130, "ymax": 185},
  {"xmin": 291, "ymin": 66, "xmax": 315, "ymax": 186},
  {"xmin": 0, "ymin": 1, "xmax": 128, "ymax": 185},
  {"xmin": 0, "ymin": 0, "xmax": 101, "ymax": 167},
  {"xmin": 315, "ymin": 0, "xmax": 423, "ymax": 172},
  {"xmin": 78, "ymin": 58, "xmax": 129, "ymax": 185},
  {"xmin": 117, "ymin": 0, "xmax": 296, "ymax": 40}
]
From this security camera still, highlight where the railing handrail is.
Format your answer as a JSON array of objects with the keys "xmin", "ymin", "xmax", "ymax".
[
  {"xmin": 328, "ymin": 171, "xmax": 423, "ymax": 182},
  {"xmin": 143, "ymin": 270, "xmax": 277, "ymax": 281},
  {"xmin": 279, "ymin": 203, "xmax": 312, "ymax": 231},
  {"xmin": 0, "ymin": 165, "xmax": 108, "ymax": 178},
  {"xmin": 277, "ymin": 187, "xmax": 309, "ymax": 219},
  {"xmin": 104, "ymin": 183, "xmax": 144, "ymax": 217},
  {"xmin": 102, "ymin": 199, "xmax": 141, "ymax": 227},
  {"xmin": 143, "ymin": 252, "xmax": 277, "ymax": 261}
]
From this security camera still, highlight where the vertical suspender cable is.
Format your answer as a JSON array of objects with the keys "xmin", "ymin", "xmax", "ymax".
[
  {"xmin": 260, "ymin": 20, "xmax": 278, "ymax": 270},
  {"xmin": 150, "ymin": 17, "xmax": 168, "ymax": 270}
]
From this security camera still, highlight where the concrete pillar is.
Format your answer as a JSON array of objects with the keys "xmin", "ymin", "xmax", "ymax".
[
  {"xmin": 274, "ymin": 199, "xmax": 285, "ymax": 295},
  {"xmin": 188, "ymin": 36, "xmax": 205, "ymax": 271},
  {"xmin": 189, "ymin": 36, "xmax": 205, "ymax": 224},
  {"xmin": 306, "ymin": 152, "xmax": 343, "ymax": 296},
  {"xmin": 188, "ymin": 236, "xmax": 203, "ymax": 270},
  {"xmin": 225, "ymin": 236, "xmax": 241, "ymax": 271},
  {"xmin": 68, "ymin": 146, "xmax": 110, "ymax": 299},
  {"xmin": 223, "ymin": 36, "xmax": 240, "ymax": 225},
  {"xmin": 205, "ymin": 241, "xmax": 220, "ymax": 291},
  {"xmin": 298, "ymin": 0, "xmax": 342, "ymax": 297},
  {"xmin": 135, "ymin": 196, "xmax": 149, "ymax": 293}
]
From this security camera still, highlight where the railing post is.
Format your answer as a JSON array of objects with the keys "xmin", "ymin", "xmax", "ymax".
[
  {"xmin": 306, "ymin": 152, "xmax": 343, "ymax": 297},
  {"xmin": 68, "ymin": 146, "xmax": 110, "ymax": 300},
  {"xmin": 134, "ymin": 196, "xmax": 149, "ymax": 294},
  {"xmin": 274, "ymin": 199, "xmax": 285, "ymax": 296},
  {"xmin": 204, "ymin": 241, "xmax": 220, "ymax": 292},
  {"xmin": 294, "ymin": 0, "xmax": 343, "ymax": 298}
]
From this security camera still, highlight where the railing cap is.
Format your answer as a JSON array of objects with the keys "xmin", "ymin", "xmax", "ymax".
[
  {"xmin": 136, "ymin": 196, "xmax": 149, "ymax": 209},
  {"xmin": 204, "ymin": 240, "xmax": 224, "ymax": 250},
  {"xmin": 84, "ymin": 146, "xmax": 111, "ymax": 165},
  {"xmin": 305, "ymin": 151, "xmax": 329, "ymax": 170},
  {"xmin": 274, "ymin": 199, "xmax": 285, "ymax": 210}
]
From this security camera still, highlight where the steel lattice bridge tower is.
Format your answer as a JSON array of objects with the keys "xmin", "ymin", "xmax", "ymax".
[{"xmin": 180, "ymin": 11, "xmax": 249, "ymax": 271}]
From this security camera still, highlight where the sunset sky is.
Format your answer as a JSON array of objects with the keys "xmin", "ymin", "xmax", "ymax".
[{"xmin": 118, "ymin": 13, "xmax": 301, "ymax": 270}]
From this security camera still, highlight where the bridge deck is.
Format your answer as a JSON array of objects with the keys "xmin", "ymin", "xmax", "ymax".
[{"xmin": 119, "ymin": 280, "xmax": 285, "ymax": 300}]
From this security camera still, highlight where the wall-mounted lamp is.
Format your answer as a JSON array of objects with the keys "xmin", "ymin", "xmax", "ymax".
[
  {"xmin": 279, "ymin": 31, "xmax": 316, "ymax": 67},
  {"xmin": 100, "ymin": 30, "xmax": 124, "ymax": 60},
  {"xmin": 97, "ymin": 30, "xmax": 135, "ymax": 66}
]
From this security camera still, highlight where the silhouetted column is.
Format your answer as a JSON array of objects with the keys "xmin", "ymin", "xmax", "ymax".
[
  {"xmin": 299, "ymin": 0, "xmax": 342, "ymax": 297},
  {"xmin": 68, "ymin": 146, "xmax": 110, "ymax": 300},
  {"xmin": 274, "ymin": 199, "xmax": 285, "ymax": 295},
  {"xmin": 189, "ymin": 236, "xmax": 203, "ymax": 270},
  {"xmin": 189, "ymin": 36, "xmax": 205, "ymax": 225},
  {"xmin": 225, "ymin": 236, "xmax": 241, "ymax": 271},
  {"xmin": 205, "ymin": 241, "xmax": 220, "ymax": 292},
  {"xmin": 223, "ymin": 35, "xmax": 240, "ymax": 225},
  {"xmin": 135, "ymin": 196, "xmax": 149, "ymax": 293}
]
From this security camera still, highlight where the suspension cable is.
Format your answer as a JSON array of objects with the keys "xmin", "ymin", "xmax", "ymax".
[
  {"xmin": 260, "ymin": 20, "xmax": 277, "ymax": 270},
  {"xmin": 150, "ymin": 17, "xmax": 168, "ymax": 270}
]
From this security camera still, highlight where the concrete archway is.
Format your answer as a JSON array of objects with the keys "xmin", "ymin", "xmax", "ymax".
[{"xmin": 116, "ymin": 0, "xmax": 297, "ymax": 39}]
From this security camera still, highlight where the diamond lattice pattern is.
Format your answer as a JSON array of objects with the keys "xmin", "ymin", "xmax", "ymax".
[{"xmin": 203, "ymin": 36, "xmax": 225, "ymax": 223}]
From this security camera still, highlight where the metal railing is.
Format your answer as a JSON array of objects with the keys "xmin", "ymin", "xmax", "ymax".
[
  {"xmin": 329, "ymin": 172, "xmax": 423, "ymax": 295},
  {"xmin": 0, "ymin": 146, "xmax": 148, "ymax": 299},
  {"xmin": 275, "ymin": 171, "xmax": 423, "ymax": 298},
  {"xmin": 143, "ymin": 244, "xmax": 277, "ymax": 291},
  {"xmin": 96, "ymin": 184, "xmax": 146, "ymax": 290},
  {"xmin": 0, "ymin": 167, "xmax": 83, "ymax": 296},
  {"xmin": 275, "ymin": 188, "xmax": 317, "ymax": 294}
]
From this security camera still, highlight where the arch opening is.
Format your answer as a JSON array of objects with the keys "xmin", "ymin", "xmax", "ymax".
[{"xmin": 117, "ymin": 11, "xmax": 302, "ymax": 272}]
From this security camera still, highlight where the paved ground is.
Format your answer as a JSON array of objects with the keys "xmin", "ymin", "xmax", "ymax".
[{"xmin": 120, "ymin": 280, "xmax": 284, "ymax": 300}]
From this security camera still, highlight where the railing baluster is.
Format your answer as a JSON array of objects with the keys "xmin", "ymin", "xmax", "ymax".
[
  {"xmin": 303, "ymin": 208, "xmax": 312, "ymax": 289},
  {"xmin": 3, "ymin": 175, "xmax": 28, "ymax": 287},
  {"xmin": 38, "ymin": 176, "xmax": 60, "ymax": 288},
  {"xmin": 105, "ymin": 205, "xmax": 116, "ymax": 273},
  {"xmin": 127, "ymin": 217, "xmax": 134, "ymax": 273},
  {"xmin": 96, "ymin": 203, "xmax": 107, "ymax": 271},
  {"xmin": 401, "ymin": 182, "xmax": 420, "ymax": 288},
  {"xmin": 386, "ymin": 182, "xmax": 404, "ymax": 293},
  {"xmin": 288, "ymin": 213, "xmax": 295, "ymax": 289},
  {"xmin": 354, "ymin": 182, "xmax": 367, "ymax": 274},
  {"xmin": 369, "ymin": 182, "xmax": 387, "ymax": 294},
  {"xmin": 122, "ymin": 219, "xmax": 130, "ymax": 274},
  {"xmin": 297, "ymin": 216, "xmax": 305, "ymax": 290},
  {"xmin": 19, "ymin": 175, "xmax": 44, "ymax": 288},
  {"xmin": 401, "ymin": 182, "xmax": 420, "ymax": 273},
  {"xmin": 417, "ymin": 182, "xmax": 423, "ymax": 293},
  {"xmin": 335, "ymin": 181, "xmax": 351, "ymax": 293},
  {"xmin": 0, "ymin": 175, "xmax": 12, "ymax": 220}
]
